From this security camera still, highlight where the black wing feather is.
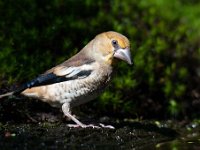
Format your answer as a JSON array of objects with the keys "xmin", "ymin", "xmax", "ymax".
[{"xmin": 14, "ymin": 70, "xmax": 92, "ymax": 94}]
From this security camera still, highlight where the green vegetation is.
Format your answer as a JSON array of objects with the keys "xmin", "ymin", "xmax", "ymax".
[{"xmin": 0, "ymin": 0, "xmax": 200, "ymax": 119}]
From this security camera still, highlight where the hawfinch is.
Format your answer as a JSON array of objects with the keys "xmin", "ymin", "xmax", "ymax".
[{"xmin": 0, "ymin": 31, "xmax": 132, "ymax": 128}]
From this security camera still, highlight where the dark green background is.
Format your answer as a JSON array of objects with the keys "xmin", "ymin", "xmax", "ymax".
[{"xmin": 0, "ymin": 0, "xmax": 200, "ymax": 120}]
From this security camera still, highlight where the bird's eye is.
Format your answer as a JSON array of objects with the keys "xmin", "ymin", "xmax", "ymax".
[{"xmin": 112, "ymin": 40, "xmax": 118, "ymax": 48}]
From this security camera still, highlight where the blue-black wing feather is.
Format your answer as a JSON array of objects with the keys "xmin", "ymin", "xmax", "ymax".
[{"xmin": 14, "ymin": 70, "xmax": 92, "ymax": 94}]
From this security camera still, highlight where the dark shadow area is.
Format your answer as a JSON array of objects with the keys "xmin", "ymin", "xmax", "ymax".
[
  {"xmin": 115, "ymin": 121, "xmax": 179, "ymax": 138},
  {"xmin": 0, "ymin": 121, "xmax": 179, "ymax": 150}
]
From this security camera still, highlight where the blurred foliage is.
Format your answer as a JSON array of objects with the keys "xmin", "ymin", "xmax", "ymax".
[{"xmin": 0, "ymin": 0, "xmax": 200, "ymax": 119}]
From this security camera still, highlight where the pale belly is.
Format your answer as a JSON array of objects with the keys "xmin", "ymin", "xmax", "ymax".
[{"xmin": 44, "ymin": 80, "xmax": 105, "ymax": 107}]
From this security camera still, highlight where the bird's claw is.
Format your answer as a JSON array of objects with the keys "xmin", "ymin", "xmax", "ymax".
[
  {"xmin": 99, "ymin": 123, "xmax": 115, "ymax": 129},
  {"xmin": 67, "ymin": 123, "xmax": 115, "ymax": 129},
  {"xmin": 67, "ymin": 124, "xmax": 100, "ymax": 128}
]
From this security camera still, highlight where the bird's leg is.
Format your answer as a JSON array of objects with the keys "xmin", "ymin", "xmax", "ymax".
[
  {"xmin": 62, "ymin": 103, "xmax": 86, "ymax": 128},
  {"xmin": 62, "ymin": 103, "xmax": 99, "ymax": 128},
  {"xmin": 62, "ymin": 103, "xmax": 114, "ymax": 129}
]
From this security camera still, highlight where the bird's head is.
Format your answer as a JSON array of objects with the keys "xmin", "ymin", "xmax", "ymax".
[{"xmin": 89, "ymin": 31, "xmax": 132, "ymax": 65}]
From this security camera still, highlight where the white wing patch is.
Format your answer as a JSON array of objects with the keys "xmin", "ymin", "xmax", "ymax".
[
  {"xmin": 65, "ymin": 68, "xmax": 81, "ymax": 78},
  {"xmin": 53, "ymin": 64, "xmax": 95, "ymax": 78}
]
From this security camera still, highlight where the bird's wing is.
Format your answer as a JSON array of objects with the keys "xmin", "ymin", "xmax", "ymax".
[
  {"xmin": 31, "ymin": 63, "xmax": 94, "ymax": 87},
  {"xmin": 25, "ymin": 66, "xmax": 93, "ymax": 88},
  {"xmin": 14, "ymin": 58, "xmax": 95, "ymax": 94}
]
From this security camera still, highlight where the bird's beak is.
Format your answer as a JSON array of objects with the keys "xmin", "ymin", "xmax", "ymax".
[{"xmin": 114, "ymin": 48, "xmax": 132, "ymax": 65}]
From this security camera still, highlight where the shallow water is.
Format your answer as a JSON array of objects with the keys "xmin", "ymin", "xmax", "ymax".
[{"xmin": 156, "ymin": 138, "xmax": 200, "ymax": 150}]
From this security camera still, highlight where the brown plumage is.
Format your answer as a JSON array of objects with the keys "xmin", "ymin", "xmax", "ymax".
[{"xmin": 0, "ymin": 31, "xmax": 132, "ymax": 128}]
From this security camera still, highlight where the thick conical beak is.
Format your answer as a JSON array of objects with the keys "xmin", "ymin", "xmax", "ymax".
[{"xmin": 114, "ymin": 48, "xmax": 132, "ymax": 65}]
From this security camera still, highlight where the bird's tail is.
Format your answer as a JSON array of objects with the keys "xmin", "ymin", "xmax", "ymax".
[
  {"xmin": 0, "ymin": 81, "xmax": 33, "ymax": 99},
  {"xmin": 0, "ymin": 91, "xmax": 15, "ymax": 99},
  {"xmin": 0, "ymin": 74, "xmax": 50, "ymax": 99}
]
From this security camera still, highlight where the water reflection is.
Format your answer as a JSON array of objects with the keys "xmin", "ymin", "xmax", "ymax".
[{"xmin": 156, "ymin": 137, "xmax": 200, "ymax": 150}]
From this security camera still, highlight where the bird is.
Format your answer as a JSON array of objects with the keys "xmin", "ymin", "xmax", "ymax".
[{"xmin": 0, "ymin": 31, "xmax": 132, "ymax": 128}]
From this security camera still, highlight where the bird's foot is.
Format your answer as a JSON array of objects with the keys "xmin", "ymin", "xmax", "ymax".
[
  {"xmin": 67, "ymin": 124, "xmax": 100, "ymax": 128},
  {"xmin": 67, "ymin": 123, "xmax": 115, "ymax": 129},
  {"xmin": 99, "ymin": 123, "xmax": 115, "ymax": 129}
]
